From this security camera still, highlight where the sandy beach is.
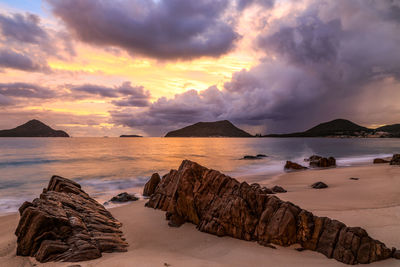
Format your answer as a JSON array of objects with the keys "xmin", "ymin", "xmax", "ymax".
[{"xmin": 1, "ymin": 164, "xmax": 399, "ymax": 267}]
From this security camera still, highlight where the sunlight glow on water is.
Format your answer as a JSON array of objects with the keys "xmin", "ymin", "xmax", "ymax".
[{"xmin": 0, "ymin": 137, "xmax": 399, "ymax": 214}]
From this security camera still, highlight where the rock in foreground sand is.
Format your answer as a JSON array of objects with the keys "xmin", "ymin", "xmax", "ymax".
[
  {"xmin": 15, "ymin": 176, "xmax": 128, "ymax": 262},
  {"xmin": 147, "ymin": 160, "xmax": 395, "ymax": 265}
]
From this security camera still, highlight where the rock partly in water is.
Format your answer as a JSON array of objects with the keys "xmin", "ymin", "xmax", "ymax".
[
  {"xmin": 143, "ymin": 173, "xmax": 161, "ymax": 197},
  {"xmin": 284, "ymin": 161, "xmax": 308, "ymax": 171},
  {"xmin": 15, "ymin": 176, "xmax": 128, "ymax": 263},
  {"xmin": 272, "ymin": 185, "xmax": 287, "ymax": 193},
  {"xmin": 311, "ymin": 181, "xmax": 328, "ymax": 189},
  {"xmin": 243, "ymin": 154, "xmax": 268, "ymax": 160},
  {"xmin": 146, "ymin": 160, "xmax": 394, "ymax": 265},
  {"xmin": 307, "ymin": 155, "xmax": 336, "ymax": 168},
  {"xmin": 390, "ymin": 154, "xmax": 400, "ymax": 165},
  {"xmin": 109, "ymin": 192, "xmax": 138, "ymax": 203},
  {"xmin": 373, "ymin": 158, "xmax": 390, "ymax": 164}
]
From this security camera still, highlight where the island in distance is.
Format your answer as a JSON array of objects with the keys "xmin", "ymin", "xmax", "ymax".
[
  {"xmin": 265, "ymin": 119, "xmax": 400, "ymax": 138},
  {"xmin": 165, "ymin": 120, "xmax": 252, "ymax": 137},
  {"xmin": 0, "ymin": 119, "xmax": 69, "ymax": 137},
  {"xmin": 120, "ymin": 134, "xmax": 143, "ymax": 137}
]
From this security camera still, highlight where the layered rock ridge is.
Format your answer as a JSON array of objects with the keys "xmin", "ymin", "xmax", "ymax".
[
  {"xmin": 146, "ymin": 160, "xmax": 395, "ymax": 265},
  {"xmin": 15, "ymin": 176, "xmax": 128, "ymax": 262}
]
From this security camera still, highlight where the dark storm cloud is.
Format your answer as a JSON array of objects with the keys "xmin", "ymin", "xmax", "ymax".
[
  {"xmin": 0, "ymin": 12, "xmax": 76, "ymax": 72},
  {"xmin": 46, "ymin": 0, "xmax": 239, "ymax": 59},
  {"xmin": 111, "ymin": 87, "xmax": 230, "ymax": 135},
  {"xmin": 0, "ymin": 83, "xmax": 57, "ymax": 99},
  {"xmin": 237, "ymin": 0, "xmax": 274, "ymax": 10},
  {"xmin": 72, "ymin": 84, "xmax": 120, "ymax": 98},
  {"xmin": 259, "ymin": 16, "xmax": 342, "ymax": 65},
  {"xmin": 0, "ymin": 49, "xmax": 50, "ymax": 72},
  {"xmin": 0, "ymin": 13, "xmax": 49, "ymax": 44},
  {"xmin": 71, "ymin": 82, "xmax": 151, "ymax": 107},
  {"xmin": 112, "ymin": 0, "xmax": 400, "ymax": 135}
]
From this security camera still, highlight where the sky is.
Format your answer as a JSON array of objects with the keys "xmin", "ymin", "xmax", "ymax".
[{"xmin": 0, "ymin": 0, "xmax": 399, "ymax": 136}]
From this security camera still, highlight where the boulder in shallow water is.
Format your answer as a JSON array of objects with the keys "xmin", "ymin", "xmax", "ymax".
[
  {"xmin": 110, "ymin": 192, "xmax": 138, "ymax": 203},
  {"xmin": 390, "ymin": 154, "xmax": 400, "ymax": 165},
  {"xmin": 307, "ymin": 155, "xmax": 336, "ymax": 168},
  {"xmin": 243, "ymin": 154, "xmax": 268, "ymax": 160},
  {"xmin": 146, "ymin": 160, "xmax": 394, "ymax": 265},
  {"xmin": 15, "ymin": 175, "xmax": 128, "ymax": 262},
  {"xmin": 373, "ymin": 158, "xmax": 390, "ymax": 164},
  {"xmin": 284, "ymin": 161, "xmax": 307, "ymax": 170},
  {"xmin": 143, "ymin": 173, "xmax": 161, "ymax": 197}
]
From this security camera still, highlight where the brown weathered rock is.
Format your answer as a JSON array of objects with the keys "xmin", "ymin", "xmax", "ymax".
[
  {"xmin": 109, "ymin": 192, "xmax": 138, "ymax": 203},
  {"xmin": 15, "ymin": 176, "xmax": 128, "ymax": 263},
  {"xmin": 284, "ymin": 161, "xmax": 307, "ymax": 170},
  {"xmin": 393, "ymin": 249, "xmax": 400, "ymax": 259},
  {"xmin": 143, "ymin": 173, "xmax": 161, "ymax": 196},
  {"xmin": 272, "ymin": 185, "xmax": 287, "ymax": 193},
  {"xmin": 311, "ymin": 181, "xmax": 328, "ymax": 189},
  {"xmin": 146, "ymin": 160, "xmax": 394, "ymax": 265},
  {"xmin": 390, "ymin": 154, "xmax": 400, "ymax": 165},
  {"xmin": 307, "ymin": 155, "xmax": 336, "ymax": 168},
  {"xmin": 373, "ymin": 158, "xmax": 390, "ymax": 164}
]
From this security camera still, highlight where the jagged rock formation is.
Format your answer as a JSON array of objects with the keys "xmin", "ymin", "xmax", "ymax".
[
  {"xmin": 143, "ymin": 173, "xmax": 161, "ymax": 197},
  {"xmin": 0, "ymin": 119, "xmax": 69, "ymax": 137},
  {"xmin": 165, "ymin": 120, "xmax": 252, "ymax": 137},
  {"xmin": 284, "ymin": 161, "xmax": 308, "ymax": 170},
  {"xmin": 146, "ymin": 160, "xmax": 395, "ymax": 265},
  {"xmin": 15, "ymin": 176, "xmax": 128, "ymax": 262},
  {"xmin": 306, "ymin": 155, "xmax": 336, "ymax": 168},
  {"xmin": 390, "ymin": 154, "xmax": 400, "ymax": 165}
]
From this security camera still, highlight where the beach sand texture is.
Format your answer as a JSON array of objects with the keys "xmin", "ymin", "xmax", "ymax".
[{"xmin": 0, "ymin": 164, "xmax": 399, "ymax": 267}]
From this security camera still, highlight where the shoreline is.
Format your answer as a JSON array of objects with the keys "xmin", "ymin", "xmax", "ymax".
[{"xmin": 1, "ymin": 163, "xmax": 400, "ymax": 266}]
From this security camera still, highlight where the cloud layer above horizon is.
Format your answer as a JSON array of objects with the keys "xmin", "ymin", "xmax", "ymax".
[{"xmin": 0, "ymin": 0, "xmax": 400, "ymax": 136}]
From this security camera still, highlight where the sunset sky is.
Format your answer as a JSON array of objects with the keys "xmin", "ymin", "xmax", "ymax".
[{"xmin": 0, "ymin": 0, "xmax": 400, "ymax": 136}]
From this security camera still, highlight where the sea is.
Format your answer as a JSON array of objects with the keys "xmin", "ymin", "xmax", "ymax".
[{"xmin": 0, "ymin": 137, "xmax": 399, "ymax": 215}]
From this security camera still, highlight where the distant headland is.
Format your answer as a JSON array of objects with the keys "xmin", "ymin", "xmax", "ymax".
[
  {"xmin": 0, "ymin": 119, "xmax": 69, "ymax": 137},
  {"xmin": 165, "ymin": 120, "xmax": 252, "ymax": 137},
  {"xmin": 265, "ymin": 119, "xmax": 400, "ymax": 138},
  {"xmin": 165, "ymin": 119, "xmax": 400, "ymax": 138}
]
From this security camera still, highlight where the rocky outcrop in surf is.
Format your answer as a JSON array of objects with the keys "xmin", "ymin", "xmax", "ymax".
[
  {"xmin": 146, "ymin": 160, "xmax": 395, "ymax": 265},
  {"xmin": 306, "ymin": 155, "xmax": 336, "ymax": 168},
  {"xmin": 15, "ymin": 176, "xmax": 128, "ymax": 262}
]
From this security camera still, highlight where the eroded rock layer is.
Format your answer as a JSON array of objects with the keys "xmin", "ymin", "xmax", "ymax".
[
  {"xmin": 147, "ymin": 160, "xmax": 394, "ymax": 265},
  {"xmin": 15, "ymin": 176, "xmax": 128, "ymax": 262}
]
